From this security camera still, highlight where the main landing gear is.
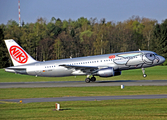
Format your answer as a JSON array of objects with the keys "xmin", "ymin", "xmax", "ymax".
[
  {"xmin": 85, "ymin": 75, "xmax": 96, "ymax": 83},
  {"xmin": 142, "ymin": 68, "xmax": 147, "ymax": 78}
]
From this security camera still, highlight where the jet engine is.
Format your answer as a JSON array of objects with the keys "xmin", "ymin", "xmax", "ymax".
[{"xmin": 96, "ymin": 67, "xmax": 121, "ymax": 77}]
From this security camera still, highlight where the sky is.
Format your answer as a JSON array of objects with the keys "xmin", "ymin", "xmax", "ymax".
[{"xmin": 0, "ymin": 0, "xmax": 167, "ymax": 25}]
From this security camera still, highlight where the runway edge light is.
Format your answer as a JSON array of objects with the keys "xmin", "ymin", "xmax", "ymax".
[
  {"xmin": 121, "ymin": 85, "xmax": 124, "ymax": 89},
  {"xmin": 55, "ymin": 103, "xmax": 60, "ymax": 111}
]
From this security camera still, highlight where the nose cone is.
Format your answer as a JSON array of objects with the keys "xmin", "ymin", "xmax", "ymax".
[
  {"xmin": 161, "ymin": 56, "xmax": 166, "ymax": 64},
  {"xmin": 154, "ymin": 56, "xmax": 165, "ymax": 65}
]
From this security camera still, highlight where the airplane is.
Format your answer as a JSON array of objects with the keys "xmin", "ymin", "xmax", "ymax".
[{"xmin": 4, "ymin": 39, "xmax": 165, "ymax": 83}]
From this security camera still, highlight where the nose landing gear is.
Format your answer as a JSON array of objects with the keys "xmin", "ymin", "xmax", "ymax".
[{"xmin": 142, "ymin": 68, "xmax": 147, "ymax": 78}]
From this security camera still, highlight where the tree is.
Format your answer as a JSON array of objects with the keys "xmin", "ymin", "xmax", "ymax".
[
  {"xmin": 152, "ymin": 19, "xmax": 167, "ymax": 58},
  {"xmin": 132, "ymin": 21, "xmax": 144, "ymax": 50},
  {"xmin": 142, "ymin": 18, "xmax": 157, "ymax": 50},
  {"xmin": 1, "ymin": 16, "xmax": 167, "ymax": 66},
  {"xmin": 0, "ymin": 28, "xmax": 8, "ymax": 68},
  {"xmin": 93, "ymin": 24, "xmax": 108, "ymax": 55},
  {"xmin": 38, "ymin": 37, "xmax": 54, "ymax": 61},
  {"xmin": 54, "ymin": 38, "xmax": 63, "ymax": 59},
  {"xmin": 80, "ymin": 30, "xmax": 94, "ymax": 56}
]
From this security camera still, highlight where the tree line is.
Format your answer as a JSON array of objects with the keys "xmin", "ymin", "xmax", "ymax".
[{"xmin": 0, "ymin": 16, "xmax": 167, "ymax": 68}]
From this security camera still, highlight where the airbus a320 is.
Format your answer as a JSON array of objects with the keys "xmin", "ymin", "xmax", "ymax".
[{"xmin": 4, "ymin": 39, "xmax": 165, "ymax": 83}]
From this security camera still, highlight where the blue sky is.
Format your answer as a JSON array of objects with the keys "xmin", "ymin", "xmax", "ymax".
[{"xmin": 0, "ymin": 0, "xmax": 167, "ymax": 25}]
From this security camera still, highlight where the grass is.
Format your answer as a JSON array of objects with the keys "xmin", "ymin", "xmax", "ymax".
[
  {"xmin": 0, "ymin": 66, "xmax": 167, "ymax": 119},
  {"xmin": 0, "ymin": 66, "xmax": 167, "ymax": 82},
  {"xmin": 1, "ymin": 86, "xmax": 167, "ymax": 99},
  {"xmin": 0, "ymin": 86, "xmax": 167, "ymax": 120},
  {"xmin": 1, "ymin": 99, "xmax": 167, "ymax": 120}
]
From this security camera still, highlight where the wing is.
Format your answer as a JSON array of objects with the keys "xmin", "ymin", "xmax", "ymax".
[
  {"xmin": 59, "ymin": 64, "xmax": 99, "ymax": 74},
  {"xmin": 4, "ymin": 67, "xmax": 26, "ymax": 74}
]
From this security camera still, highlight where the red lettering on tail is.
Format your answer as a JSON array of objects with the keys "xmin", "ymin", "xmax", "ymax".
[{"xmin": 9, "ymin": 45, "xmax": 28, "ymax": 63}]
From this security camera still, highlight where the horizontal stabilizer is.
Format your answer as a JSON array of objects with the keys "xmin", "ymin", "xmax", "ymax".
[{"xmin": 4, "ymin": 67, "xmax": 26, "ymax": 74}]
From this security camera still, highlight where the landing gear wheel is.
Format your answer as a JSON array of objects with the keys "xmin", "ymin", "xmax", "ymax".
[
  {"xmin": 85, "ymin": 78, "xmax": 90, "ymax": 83},
  {"xmin": 90, "ymin": 77, "xmax": 96, "ymax": 82},
  {"xmin": 143, "ymin": 74, "xmax": 147, "ymax": 78},
  {"xmin": 141, "ymin": 68, "xmax": 147, "ymax": 78}
]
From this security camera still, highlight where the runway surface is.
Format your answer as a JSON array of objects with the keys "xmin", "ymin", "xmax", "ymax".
[
  {"xmin": 1, "ymin": 94, "xmax": 167, "ymax": 103},
  {"xmin": 1, "ymin": 80, "xmax": 167, "ymax": 88},
  {"xmin": 1, "ymin": 80, "xmax": 167, "ymax": 103}
]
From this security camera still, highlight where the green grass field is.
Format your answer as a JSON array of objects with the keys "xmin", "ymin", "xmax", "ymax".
[
  {"xmin": 1, "ymin": 86, "xmax": 167, "ymax": 119},
  {"xmin": 0, "ymin": 66, "xmax": 167, "ymax": 119},
  {"xmin": 1, "ymin": 99, "xmax": 167, "ymax": 120},
  {"xmin": 1, "ymin": 86, "xmax": 167, "ymax": 99},
  {"xmin": 0, "ymin": 66, "xmax": 167, "ymax": 82}
]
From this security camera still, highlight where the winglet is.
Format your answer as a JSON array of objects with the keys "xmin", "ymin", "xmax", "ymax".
[{"xmin": 4, "ymin": 39, "xmax": 37, "ymax": 66}]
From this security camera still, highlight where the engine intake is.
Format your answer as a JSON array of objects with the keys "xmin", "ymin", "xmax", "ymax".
[{"xmin": 95, "ymin": 67, "xmax": 121, "ymax": 77}]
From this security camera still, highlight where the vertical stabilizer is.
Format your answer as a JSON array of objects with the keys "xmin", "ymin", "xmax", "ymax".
[{"xmin": 4, "ymin": 39, "xmax": 37, "ymax": 66}]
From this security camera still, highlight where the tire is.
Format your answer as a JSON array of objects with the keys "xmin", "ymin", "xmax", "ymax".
[
  {"xmin": 90, "ymin": 77, "xmax": 96, "ymax": 82},
  {"xmin": 85, "ymin": 78, "xmax": 90, "ymax": 83},
  {"xmin": 143, "ymin": 74, "xmax": 147, "ymax": 78}
]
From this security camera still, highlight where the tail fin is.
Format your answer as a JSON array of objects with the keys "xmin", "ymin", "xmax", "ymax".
[{"xmin": 4, "ymin": 39, "xmax": 37, "ymax": 66}]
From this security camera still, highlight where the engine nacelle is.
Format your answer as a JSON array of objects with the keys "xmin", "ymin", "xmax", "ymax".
[{"xmin": 96, "ymin": 67, "xmax": 121, "ymax": 77}]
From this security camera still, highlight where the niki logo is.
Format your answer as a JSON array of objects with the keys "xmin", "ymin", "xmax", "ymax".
[
  {"xmin": 9, "ymin": 45, "xmax": 28, "ymax": 63},
  {"xmin": 109, "ymin": 55, "xmax": 115, "ymax": 59}
]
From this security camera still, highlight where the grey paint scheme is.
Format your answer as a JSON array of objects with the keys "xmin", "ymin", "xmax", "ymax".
[{"xmin": 5, "ymin": 50, "xmax": 165, "ymax": 78}]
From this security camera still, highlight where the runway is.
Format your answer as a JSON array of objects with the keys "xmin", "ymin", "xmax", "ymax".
[
  {"xmin": 1, "ymin": 80, "xmax": 167, "ymax": 103},
  {"xmin": 1, "ymin": 94, "xmax": 167, "ymax": 103},
  {"xmin": 1, "ymin": 80, "xmax": 167, "ymax": 88}
]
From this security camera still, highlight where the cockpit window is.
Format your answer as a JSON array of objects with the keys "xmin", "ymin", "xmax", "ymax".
[{"xmin": 145, "ymin": 53, "xmax": 155, "ymax": 61}]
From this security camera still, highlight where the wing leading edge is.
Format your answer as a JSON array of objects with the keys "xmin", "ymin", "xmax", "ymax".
[{"xmin": 59, "ymin": 64, "xmax": 99, "ymax": 75}]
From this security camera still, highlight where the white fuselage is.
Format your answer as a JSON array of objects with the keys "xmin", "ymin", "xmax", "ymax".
[{"xmin": 6, "ymin": 50, "xmax": 165, "ymax": 77}]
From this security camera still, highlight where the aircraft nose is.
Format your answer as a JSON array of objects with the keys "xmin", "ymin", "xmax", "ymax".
[
  {"xmin": 161, "ymin": 57, "xmax": 165, "ymax": 63},
  {"xmin": 159, "ymin": 56, "xmax": 165, "ymax": 64},
  {"xmin": 155, "ymin": 55, "xmax": 165, "ymax": 65}
]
